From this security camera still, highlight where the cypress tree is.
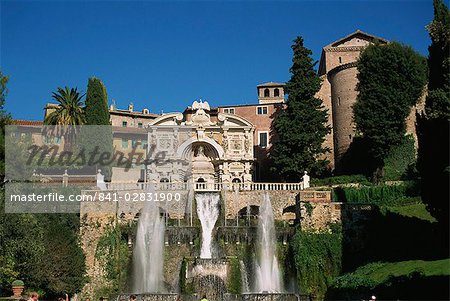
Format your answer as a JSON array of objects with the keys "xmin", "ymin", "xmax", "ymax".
[
  {"xmin": 270, "ymin": 36, "xmax": 330, "ymax": 181},
  {"xmin": 84, "ymin": 77, "xmax": 113, "ymax": 180},
  {"xmin": 85, "ymin": 77, "xmax": 110, "ymax": 125}
]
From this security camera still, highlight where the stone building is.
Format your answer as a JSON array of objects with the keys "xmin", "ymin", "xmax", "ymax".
[
  {"xmin": 218, "ymin": 82, "xmax": 285, "ymax": 180},
  {"xmin": 23, "ymin": 30, "xmax": 424, "ymax": 179},
  {"xmin": 316, "ymin": 30, "xmax": 388, "ymax": 169},
  {"xmin": 147, "ymin": 99, "xmax": 254, "ymax": 185}
]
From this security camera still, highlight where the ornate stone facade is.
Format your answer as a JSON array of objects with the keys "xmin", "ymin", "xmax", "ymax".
[{"xmin": 146, "ymin": 100, "xmax": 255, "ymax": 185}]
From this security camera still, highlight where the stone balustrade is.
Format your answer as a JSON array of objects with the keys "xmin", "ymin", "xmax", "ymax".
[{"xmin": 99, "ymin": 181, "xmax": 305, "ymax": 192}]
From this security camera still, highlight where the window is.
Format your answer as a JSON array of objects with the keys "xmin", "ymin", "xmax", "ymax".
[
  {"xmin": 259, "ymin": 132, "xmax": 268, "ymax": 148},
  {"xmin": 132, "ymin": 140, "xmax": 140, "ymax": 148},
  {"xmin": 257, "ymin": 106, "xmax": 268, "ymax": 115},
  {"xmin": 337, "ymin": 97, "xmax": 341, "ymax": 106},
  {"xmin": 339, "ymin": 57, "xmax": 342, "ymax": 63},
  {"xmin": 138, "ymin": 122, "xmax": 143, "ymax": 128},
  {"xmin": 264, "ymin": 88, "xmax": 270, "ymax": 97},
  {"xmin": 142, "ymin": 141, "xmax": 148, "ymax": 150},
  {"xmin": 122, "ymin": 121, "xmax": 127, "ymax": 127},
  {"xmin": 223, "ymin": 108, "xmax": 235, "ymax": 114},
  {"xmin": 121, "ymin": 138, "xmax": 128, "ymax": 149},
  {"xmin": 274, "ymin": 88, "xmax": 280, "ymax": 97}
]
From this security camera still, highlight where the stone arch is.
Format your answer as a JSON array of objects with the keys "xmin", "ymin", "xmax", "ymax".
[
  {"xmin": 238, "ymin": 205, "xmax": 260, "ymax": 218},
  {"xmin": 176, "ymin": 137, "xmax": 225, "ymax": 160}
]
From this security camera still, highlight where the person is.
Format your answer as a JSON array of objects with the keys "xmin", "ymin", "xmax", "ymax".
[
  {"xmin": 28, "ymin": 292, "xmax": 39, "ymax": 301},
  {"xmin": 200, "ymin": 295, "xmax": 208, "ymax": 301},
  {"xmin": 129, "ymin": 295, "xmax": 136, "ymax": 301}
]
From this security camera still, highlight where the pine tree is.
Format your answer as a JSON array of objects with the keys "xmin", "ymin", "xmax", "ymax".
[
  {"xmin": 270, "ymin": 37, "xmax": 330, "ymax": 181},
  {"xmin": 83, "ymin": 77, "xmax": 113, "ymax": 180},
  {"xmin": 353, "ymin": 42, "xmax": 427, "ymax": 182}
]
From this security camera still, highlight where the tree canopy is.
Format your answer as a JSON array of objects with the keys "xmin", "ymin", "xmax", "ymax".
[
  {"xmin": 270, "ymin": 36, "xmax": 330, "ymax": 181},
  {"xmin": 83, "ymin": 77, "xmax": 113, "ymax": 180},
  {"xmin": 85, "ymin": 77, "xmax": 110, "ymax": 125},
  {"xmin": 353, "ymin": 42, "xmax": 427, "ymax": 180},
  {"xmin": 417, "ymin": 0, "xmax": 450, "ymax": 231}
]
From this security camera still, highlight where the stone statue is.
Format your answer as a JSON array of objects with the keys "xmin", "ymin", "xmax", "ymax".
[
  {"xmin": 196, "ymin": 146, "xmax": 205, "ymax": 157},
  {"xmin": 192, "ymin": 99, "xmax": 210, "ymax": 111}
]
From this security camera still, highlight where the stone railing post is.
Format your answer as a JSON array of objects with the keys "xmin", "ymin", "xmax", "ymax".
[
  {"xmin": 62, "ymin": 170, "xmax": 68, "ymax": 187},
  {"xmin": 302, "ymin": 171, "xmax": 310, "ymax": 189}
]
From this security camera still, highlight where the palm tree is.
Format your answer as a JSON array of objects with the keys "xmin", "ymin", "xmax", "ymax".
[{"xmin": 44, "ymin": 87, "xmax": 85, "ymax": 150}]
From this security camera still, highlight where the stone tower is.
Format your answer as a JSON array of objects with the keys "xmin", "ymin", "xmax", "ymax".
[
  {"xmin": 257, "ymin": 82, "xmax": 285, "ymax": 104},
  {"xmin": 317, "ymin": 30, "xmax": 388, "ymax": 170}
]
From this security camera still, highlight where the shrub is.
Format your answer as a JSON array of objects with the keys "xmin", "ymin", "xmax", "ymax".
[
  {"xmin": 311, "ymin": 174, "xmax": 371, "ymax": 186},
  {"xmin": 292, "ymin": 224, "xmax": 342, "ymax": 299},
  {"xmin": 333, "ymin": 182, "xmax": 420, "ymax": 205}
]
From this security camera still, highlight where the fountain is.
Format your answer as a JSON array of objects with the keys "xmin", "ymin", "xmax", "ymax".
[
  {"xmin": 196, "ymin": 192, "xmax": 220, "ymax": 259},
  {"xmin": 132, "ymin": 199, "xmax": 166, "ymax": 293},
  {"xmin": 254, "ymin": 193, "xmax": 283, "ymax": 292}
]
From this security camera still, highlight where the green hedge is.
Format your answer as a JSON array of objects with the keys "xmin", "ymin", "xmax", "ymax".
[
  {"xmin": 333, "ymin": 182, "xmax": 420, "ymax": 205},
  {"xmin": 311, "ymin": 174, "xmax": 371, "ymax": 186}
]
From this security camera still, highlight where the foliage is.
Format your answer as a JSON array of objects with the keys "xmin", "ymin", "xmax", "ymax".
[
  {"xmin": 311, "ymin": 174, "xmax": 371, "ymax": 187},
  {"xmin": 417, "ymin": 0, "xmax": 450, "ymax": 233},
  {"xmin": 227, "ymin": 257, "xmax": 242, "ymax": 294},
  {"xmin": 44, "ymin": 87, "xmax": 86, "ymax": 126},
  {"xmin": 291, "ymin": 224, "xmax": 342, "ymax": 299},
  {"xmin": 44, "ymin": 87, "xmax": 85, "ymax": 151},
  {"xmin": 33, "ymin": 214, "xmax": 87, "ymax": 295},
  {"xmin": 425, "ymin": 0, "xmax": 450, "ymax": 119},
  {"xmin": 303, "ymin": 202, "xmax": 313, "ymax": 217},
  {"xmin": 270, "ymin": 36, "xmax": 331, "ymax": 181},
  {"xmin": 383, "ymin": 135, "xmax": 417, "ymax": 181},
  {"xmin": 353, "ymin": 42, "xmax": 427, "ymax": 181},
  {"xmin": 85, "ymin": 77, "xmax": 110, "ymax": 125},
  {"xmin": 83, "ymin": 77, "xmax": 113, "ymax": 180},
  {"xmin": 0, "ymin": 193, "xmax": 45, "ymax": 294},
  {"xmin": 0, "ymin": 71, "xmax": 11, "ymax": 180},
  {"xmin": 0, "ymin": 192, "xmax": 86, "ymax": 297},
  {"xmin": 333, "ymin": 182, "xmax": 419, "ymax": 205},
  {"xmin": 94, "ymin": 223, "xmax": 130, "ymax": 294},
  {"xmin": 332, "ymin": 259, "xmax": 450, "ymax": 290}
]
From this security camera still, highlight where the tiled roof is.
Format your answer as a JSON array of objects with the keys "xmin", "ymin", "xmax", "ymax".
[
  {"xmin": 257, "ymin": 82, "xmax": 285, "ymax": 87},
  {"xmin": 11, "ymin": 119, "xmax": 43, "ymax": 126}
]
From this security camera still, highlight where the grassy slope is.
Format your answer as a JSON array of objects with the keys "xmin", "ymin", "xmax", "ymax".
[
  {"xmin": 333, "ymin": 259, "xmax": 450, "ymax": 289},
  {"xmin": 382, "ymin": 202, "xmax": 437, "ymax": 222}
]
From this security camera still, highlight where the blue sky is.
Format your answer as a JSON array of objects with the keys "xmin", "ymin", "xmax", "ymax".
[{"xmin": 1, "ymin": 0, "xmax": 433, "ymax": 121}]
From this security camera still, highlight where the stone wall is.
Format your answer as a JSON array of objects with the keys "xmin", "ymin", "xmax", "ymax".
[
  {"xmin": 328, "ymin": 63, "xmax": 359, "ymax": 167},
  {"xmin": 299, "ymin": 202, "xmax": 342, "ymax": 231},
  {"xmin": 80, "ymin": 212, "xmax": 116, "ymax": 298},
  {"xmin": 222, "ymin": 190, "xmax": 300, "ymax": 222}
]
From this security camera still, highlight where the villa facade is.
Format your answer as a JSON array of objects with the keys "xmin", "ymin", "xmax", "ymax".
[{"xmin": 13, "ymin": 30, "xmax": 424, "ymax": 183}]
